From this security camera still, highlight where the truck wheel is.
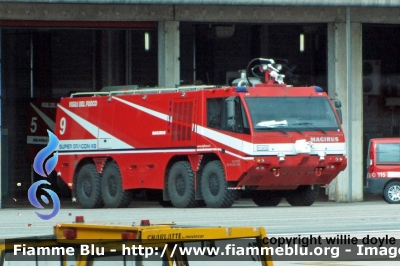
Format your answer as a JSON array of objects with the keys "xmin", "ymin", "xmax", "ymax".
[
  {"xmin": 252, "ymin": 190, "xmax": 282, "ymax": 206},
  {"xmin": 101, "ymin": 161, "xmax": 132, "ymax": 208},
  {"xmin": 383, "ymin": 181, "xmax": 400, "ymax": 204},
  {"xmin": 200, "ymin": 160, "xmax": 237, "ymax": 208},
  {"xmin": 75, "ymin": 164, "xmax": 103, "ymax": 208},
  {"xmin": 167, "ymin": 161, "xmax": 197, "ymax": 208},
  {"xmin": 286, "ymin": 185, "xmax": 319, "ymax": 206}
]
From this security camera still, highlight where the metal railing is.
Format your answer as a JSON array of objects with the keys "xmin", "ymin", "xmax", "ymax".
[{"xmin": 70, "ymin": 85, "xmax": 218, "ymax": 98}]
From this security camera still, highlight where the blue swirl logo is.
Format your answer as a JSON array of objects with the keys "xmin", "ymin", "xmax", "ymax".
[{"xmin": 28, "ymin": 130, "xmax": 61, "ymax": 220}]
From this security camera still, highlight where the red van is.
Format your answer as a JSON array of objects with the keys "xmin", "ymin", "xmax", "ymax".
[{"xmin": 365, "ymin": 138, "xmax": 400, "ymax": 203}]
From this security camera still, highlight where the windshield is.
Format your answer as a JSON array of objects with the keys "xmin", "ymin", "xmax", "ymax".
[{"xmin": 245, "ymin": 97, "xmax": 340, "ymax": 132}]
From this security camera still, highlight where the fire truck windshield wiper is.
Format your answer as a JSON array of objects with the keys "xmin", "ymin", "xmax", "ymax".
[
  {"xmin": 291, "ymin": 122, "xmax": 327, "ymax": 135},
  {"xmin": 287, "ymin": 126, "xmax": 304, "ymax": 135},
  {"xmin": 261, "ymin": 125, "xmax": 288, "ymax": 135}
]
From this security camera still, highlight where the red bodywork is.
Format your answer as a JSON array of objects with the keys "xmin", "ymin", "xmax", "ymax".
[
  {"xmin": 367, "ymin": 138, "xmax": 400, "ymax": 181},
  {"xmin": 54, "ymin": 82, "xmax": 347, "ymax": 192}
]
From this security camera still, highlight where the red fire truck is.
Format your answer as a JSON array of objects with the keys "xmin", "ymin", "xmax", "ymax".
[{"xmin": 54, "ymin": 58, "xmax": 347, "ymax": 208}]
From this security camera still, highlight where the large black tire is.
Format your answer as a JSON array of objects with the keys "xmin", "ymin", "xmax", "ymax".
[
  {"xmin": 200, "ymin": 160, "xmax": 237, "ymax": 208},
  {"xmin": 286, "ymin": 185, "xmax": 319, "ymax": 206},
  {"xmin": 383, "ymin": 181, "xmax": 400, "ymax": 204},
  {"xmin": 75, "ymin": 164, "xmax": 103, "ymax": 208},
  {"xmin": 167, "ymin": 161, "xmax": 197, "ymax": 208},
  {"xmin": 252, "ymin": 190, "xmax": 282, "ymax": 207},
  {"xmin": 101, "ymin": 161, "xmax": 132, "ymax": 208}
]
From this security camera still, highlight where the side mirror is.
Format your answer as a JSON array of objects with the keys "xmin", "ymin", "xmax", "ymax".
[
  {"xmin": 336, "ymin": 108, "xmax": 342, "ymax": 124},
  {"xmin": 226, "ymin": 96, "xmax": 236, "ymax": 128},
  {"xmin": 332, "ymin": 99, "xmax": 342, "ymax": 108},
  {"xmin": 331, "ymin": 99, "xmax": 342, "ymax": 124},
  {"xmin": 226, "ymin": 99, "xmax": 235, "ymax": 119}
]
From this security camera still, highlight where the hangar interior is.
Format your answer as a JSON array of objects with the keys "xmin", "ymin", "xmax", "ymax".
[{"xmin": 1, "ymin": 6, "xmax": 400, "ymax": 203}]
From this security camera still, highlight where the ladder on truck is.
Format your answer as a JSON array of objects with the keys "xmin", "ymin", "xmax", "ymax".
[{"xmin": 70, "ymin": 85, "xmax": 219, "ymax": 98}]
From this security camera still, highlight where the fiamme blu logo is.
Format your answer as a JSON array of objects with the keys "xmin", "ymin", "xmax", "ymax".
[{"xmin": 28, "ymin": 130, "xmax": 61, "ymax": 220}]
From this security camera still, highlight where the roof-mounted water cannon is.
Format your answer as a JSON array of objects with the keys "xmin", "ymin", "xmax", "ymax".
[
  {"xmin": 260, "ymin": 63, "xmax": 285, "ymax": 85},
  {"xmin": 259, "ymin": 63, "xmax": 281, "ymax": 72},
  {"xmin": 245, "ymin": 58, "xmax": 286, "ymax": 86}
]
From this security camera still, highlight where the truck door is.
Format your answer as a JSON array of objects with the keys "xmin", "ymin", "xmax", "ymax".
[{"xmin": 205, "ymin": 96, "xmax": 249, "ymax": 154}]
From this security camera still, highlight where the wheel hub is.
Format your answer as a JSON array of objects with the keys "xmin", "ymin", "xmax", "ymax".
[
  {"xmin": 209, "ymin": 173, "xmax": 220, "ymax": 196},
  {"xmin": 388, "ymin": 185, "xmax": 400, "ymax": 201},
  {"xmin": 176, "ymin": 174, "xmax": 185, "ymax": 196},
  {"xmin": 108, "ymin": 175, "xmax": 117, "ymax": 197},
  {"xmin": 83, "ymin": 177, "xmax": 92, "ymax": 197}
]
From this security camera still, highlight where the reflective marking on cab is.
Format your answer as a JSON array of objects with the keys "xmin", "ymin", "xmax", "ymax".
[{"xmin": 387, "ymin": 172, "xmax": 400, "ymax": 178}]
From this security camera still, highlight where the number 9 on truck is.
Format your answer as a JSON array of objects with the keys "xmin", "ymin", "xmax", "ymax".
[{"xmin": 59, "ymin": 117, "xmax": 66, "ymax": 135}]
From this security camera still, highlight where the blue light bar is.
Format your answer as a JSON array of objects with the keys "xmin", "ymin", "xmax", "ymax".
[
  {"xmin": 313, "ymin": 86, "xmax": 324, "ymax": 92},
  {"xmin": 236, "ymin": 86, "xmax": 248, "ymax": 92}
]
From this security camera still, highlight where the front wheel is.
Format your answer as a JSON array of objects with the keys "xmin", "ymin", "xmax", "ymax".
[
  {"xmin": 383, "ymin": 181, "xmax": 400, "ymax": 204},
  {"xmin": 200, "ymin": 160, "xmax": 237, "ymax": 208},
  {"xmin": 286, "ymin": 185, "xmax": 319, "ymax": 206}
]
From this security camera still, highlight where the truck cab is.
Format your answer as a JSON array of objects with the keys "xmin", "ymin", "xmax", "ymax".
[{"xmin": 365, "ymin": 138, "xmax": 400, "ymax": 203}]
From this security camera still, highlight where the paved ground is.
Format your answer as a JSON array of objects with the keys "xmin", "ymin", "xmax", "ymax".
[
  {"xmin": 0, "ymin": 193, "xmax": 393, "ymax": 238},
  {"xmin": 1, "ymin": 193, "xmax": 398, "ymax": 266}
]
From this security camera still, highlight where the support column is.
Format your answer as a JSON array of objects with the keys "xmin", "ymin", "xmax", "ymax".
[
  {"xmin": 349, "ymin": 22, "xmax": 363, "ymax": 202},
  {"xmin": 327, "ymin": 9, "xmax": 363, "ymax": 202},
  {"xmin": 158, "ymin": 21, "xmax": 180, "ymax": 88},
  {"xmin": 0, "ymin": 29, "xmax": 2, "ymax": 208}
]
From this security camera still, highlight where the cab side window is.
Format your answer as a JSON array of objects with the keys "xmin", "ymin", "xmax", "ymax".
[
  {"xmin": 376, "ymin": 143, "xmax": 400, "ymax": 163},
  {"xmin": 206, "ymin": 97, "xmax": 249, "ymax": 134},
  {"xmin": 207, "ymin": 98, "xmax": 223, "ymax": 129}
]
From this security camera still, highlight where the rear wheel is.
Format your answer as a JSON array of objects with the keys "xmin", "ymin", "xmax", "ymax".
[
  {"xmin": 252, "ymin": 190, "xmax": 282, "ymax": 206},
  {"xmin": 167, "ymin": 161, "xmax": 197, "ymax": 208},
  {"xmin": 200, "ymin": 160, "xmax": 237, "ymax": 208},
  {"xmin": 383, "ymin": 181, "xmax": 400, "ymax": 204},
  {"xmin": 75, "ymin": 164, "xmax": 103, "ymax": 208},
  {"xmin": 286, "ymin": 185, "xmax": 319, "ymax": 206},
  {"xmin": 101, "ymin": 161, "xmax": 132, "ymax": 208}
]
